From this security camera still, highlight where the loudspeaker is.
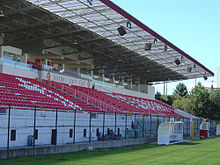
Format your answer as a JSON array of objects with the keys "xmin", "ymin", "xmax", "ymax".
[
  {"xmin": 117, "ymin": 26, "xmax": 127, "ymax": 36},
  {"xmin": 203, "ymin": 76, "xmax": 208, "ymax": 80},
  {"xmin": 145, "ymin": 43, "xmax": 152, "ymax": 50},
  {"xmin": 175, "ymin": 59, "xmax": 180, "ymax": 65}
]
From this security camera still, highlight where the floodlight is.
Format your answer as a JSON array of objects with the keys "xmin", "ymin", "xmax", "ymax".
[
  {"xmin": 126, "ymin": 21, "xmax": 131, "ymax": 29},
  {"xmin": 181, "ymin": 55, "xmax": 184, "ymax": 61},
  {"xmin": 164, "ymin": 45, "xmax": 167, "ymax": 51},
  {"xmin": 193, "ymin": 63, "xmax": 196, "ymax": 68},
  {"xmin": 175, "ymin": 59, "xmax": 180, "ymax": 65},
  {"xmin": 203, "ymin": 76, "xmax": 208, "ymax": 81},
  {"xmin": 117, "ymin": 26, "xmax": 127, "ymax": 36},
  {"xmin": 153, "ymin": 38, "xmax": 157, "ymax": 45},
  {"xmin": 145, "ymin": 43, "xmax": 152, "ymax": 51}
]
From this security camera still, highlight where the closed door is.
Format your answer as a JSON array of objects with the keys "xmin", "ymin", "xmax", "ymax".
[{"xmin": 51, "ymin": 129, "xmax": 57, "ymax": 145}]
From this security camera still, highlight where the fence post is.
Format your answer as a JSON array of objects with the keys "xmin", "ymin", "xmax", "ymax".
[
  {"xmin": 125, "ymin": 113, "xmax": 127, "ymax": 139},
  {"xmin": 142, "ymin": 115, "xmax": 144, "ymax": 138},
  {"xmin": 55, "ymin": 108, "xmax": 58, "ymax": 146},
  {"xmin": 197, "ymin": 118, "xmax": 200, "ymax": 137},
  {"xmin": 33, "ymin": 106, "xmax": 37, "ymax": 147},
  {"xmin": 89, "ymin": 111, "xmax": 92, "ymax": 143},
  {"xmin": 149, "ymin": 115, "xmax": 152, "ymax": 137},
  {"xmin": 183, "ymin": 118, "xmax": 185, "ymax": 136},
  {"xmin": 7, "ymin": 104, "xmax": 11, "ymax": 158},
  {"xmin": 114, "ymin": 112, "xmax": 117, "ymax": 135},
  {"xmin": 102, "ymin": 111, "xmax": 105, "ymax": 141},
  {"xmin": 134, "ymin": 114, "xmax": 136, "ymax": 138},
  {"xmin": 73, "ymin": 109, "xmax": 76, "ymax": 144}
]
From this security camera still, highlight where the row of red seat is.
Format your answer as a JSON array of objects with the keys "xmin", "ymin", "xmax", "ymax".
[
  {"xmin": 0, "ymin": 73, "xmax": 100, "ymax": 113},
  {"xmin": 51, "ymin": 83, "xmax": 181, "ymax": 117},
  {"xmin": 0, "ymin": 73, "xmax": 181, "ymax": 117}
]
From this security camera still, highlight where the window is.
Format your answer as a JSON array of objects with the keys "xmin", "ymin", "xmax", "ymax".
[
  {"xmin": 69, "ymin": 129, "xmax": 73, "ymax": 138},
  {"xmin": 83, "ymin": 129, "xmax": 87, "ymax": 137},
  {"xmin": 34, "ymin": 129, "xmax": 38, "ymax": 140},
  {"xmin": 11, "ymin": 130, "xmax": 16, "ymax": 141},
  {"xmin": 96, "ymin": 128, "xmax": 99, "ymax": 136}
]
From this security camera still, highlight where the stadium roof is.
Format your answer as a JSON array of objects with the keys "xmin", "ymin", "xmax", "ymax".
[{"xmin": 0, "ymin": 0, "xmax": 214, "ymax": 84}]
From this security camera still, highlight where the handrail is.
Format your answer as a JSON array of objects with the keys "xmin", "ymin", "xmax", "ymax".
[{"xmin": 44, "ymin": 80, "xmax": 131, "ymax": 114}]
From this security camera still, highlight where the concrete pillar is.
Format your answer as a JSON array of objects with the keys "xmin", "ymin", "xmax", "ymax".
[
  {"xmin": 77, "ymin": 61, "xmax": 80, "ymax": 75},
  {"xmin": 138, "ymin": 84, "xmax": 141, "ymax": 92},
  {"xmin": 112, "ymin": 76, "xmax": 115, "ymax": 84},
  {"xmin": 0, "ymin": 33, "xmax": 4, "ymax": 45},
  {"xmin": 21, "ymin": 53, "xmax": 28, "ymax": 63},
  {"xmin": 130, "ymin": 80, "xmax": 133, "ymax": 90},
  {"xmin": 102, "ymin": 73, "xmax": 104, "ymax": 81},
  {"xmin": 0, "ymin": 33, "xmax": 4, "ymax": 58},
  {"xmin": 122, "ymin": 79, "xmax": 124, "ymax": 86},
  {"xmin": 163, "ymin": 81, "xmax": 166, "ymax": 95},
  {"xmin": 90, "ymin": 70, "xmax": 94, "ymax": 78}
]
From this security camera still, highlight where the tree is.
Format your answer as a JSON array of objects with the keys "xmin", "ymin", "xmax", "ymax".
[
  {"xmin": 155, "ymin": 91, "xmax": 162, "ymax": 100},
  {"xmin": 189, "ymin": 83, "xmax": 210, "ymax": 118},
  {"xmin": 172, "ymin": 97, "xmax": 192, "ymax": 114},
  {"xmin": 208, "ymin": 89, "xmax": 220, "ymax": 120},
  {"xmin": 155, "ymin": 91, "xmax": 174, "ymax": 106},
  {"xmin": 173, "ymin": 83, "xmax": 188, "ymax": 98}
]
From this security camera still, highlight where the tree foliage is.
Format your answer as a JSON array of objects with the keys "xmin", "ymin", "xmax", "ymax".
[
  {"xmin": 173, "ymin": 83, "xmax": 188, "ymax": 98},
  {"xmin": 156, "ymin": 82, "xmax": 220, "ymax": 120},
  {"xmin": 155, "ymin": 91, "xmax": 174, "ymax": 106}
]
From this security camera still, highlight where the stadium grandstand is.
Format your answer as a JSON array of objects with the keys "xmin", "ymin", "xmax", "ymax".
[{"xmin": 0, "ymin": 0, "xmax": 214, "ymax": 158}]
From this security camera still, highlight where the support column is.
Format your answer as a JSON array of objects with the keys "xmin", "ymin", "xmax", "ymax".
[
  {"xmin": 89, "ymin": 111, "xmax": 92, "ymax": 143},
  {"xmin": 0, "ymin": 33, "xmax": 4, "ymax": 58},
  {"xmin": 122, "ymin": 79, "xmax": 124, "ymax": 86},
  {"xmin": 90, "ymin": 70, "xmax": 94, "ymax": 78},
  {"xmin": 102, "ymin": 111, "xmax": 105, "ymax": 141},
  {"xmin": 73, "ymin": 109, "xmax": 76, "ymax": 144},
  {"xmin": 55, "ymin": 108, "xmax": 58, "ymax": 146},
  {"xmin": 102, "ymin": 73, "xmax": 105, "ymax": 82},
  {"xmin": 112, "ymin": 76, "xmax": 115, "ymax": 84},
  {"xmin": 33, "ymin": 106, "xmax": 37, "ymax": 147},
  {"xmin": 7, "ymin": 104, "xmax": 11, "ymax": 158}
]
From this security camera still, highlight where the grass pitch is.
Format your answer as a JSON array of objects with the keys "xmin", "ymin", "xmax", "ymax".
[{"xmin": 1, "ymin": 137, "xmax": 220, "ymax": 165}]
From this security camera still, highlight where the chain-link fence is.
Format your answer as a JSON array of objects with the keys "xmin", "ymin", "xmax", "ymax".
[{"xmin": 0, "ymin": 104, "xmax": 217, "ymax": 153}]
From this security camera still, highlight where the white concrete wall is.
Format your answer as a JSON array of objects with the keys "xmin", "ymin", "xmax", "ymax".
[
  {"xmin": 0, "ymin": 108, "xmax": 138, "ymax": 149},
  {"xmin": 1, "ymin": 65, "xmax": 38, "ymax": 79},
  {"xmin": 96, "ymin": 85, "xmax": 155, "ymax": 100}
]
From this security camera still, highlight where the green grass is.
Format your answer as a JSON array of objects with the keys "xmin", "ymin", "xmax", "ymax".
[{"xmin": 1, "ymin": 138, "xmax": 220, "ymax": 165}]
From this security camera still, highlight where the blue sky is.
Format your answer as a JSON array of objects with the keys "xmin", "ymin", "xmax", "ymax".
[{"xmin": 111, "ymin": 0, "xmax": 220, "ymax": 94}]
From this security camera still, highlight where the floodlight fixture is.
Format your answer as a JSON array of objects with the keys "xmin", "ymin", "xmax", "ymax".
[
  {"xmin": 203, "ymin": 76, "xmax": 208, "ymax": 81},
  {"xmin": 117, "ymin": 26, "xmax": 127, "ymax": 36},
  {"xmin": 175, "ymin": 59, "xmax": 180, "ymax": 65},
  {"xmin": 126, "ymin": 21, "xmax": 131, "ymax": 29},
  {"xmin": 164, "ymin": 45, "xmax": 168, "ymax": 51},
  {"xmin": 181, "ymin": 55, "xmax": 184, "ymax": 61},
  {"xmin": 145, "ymin": 43, "xmax": 152, "ymax": 51},
  {"xmin": 153, "ymin": 38, "xmax": 157, "ymax": 45},
  {"xmin": 194, "ymin": 63, "xmax": 196, "ymax": 68}
]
